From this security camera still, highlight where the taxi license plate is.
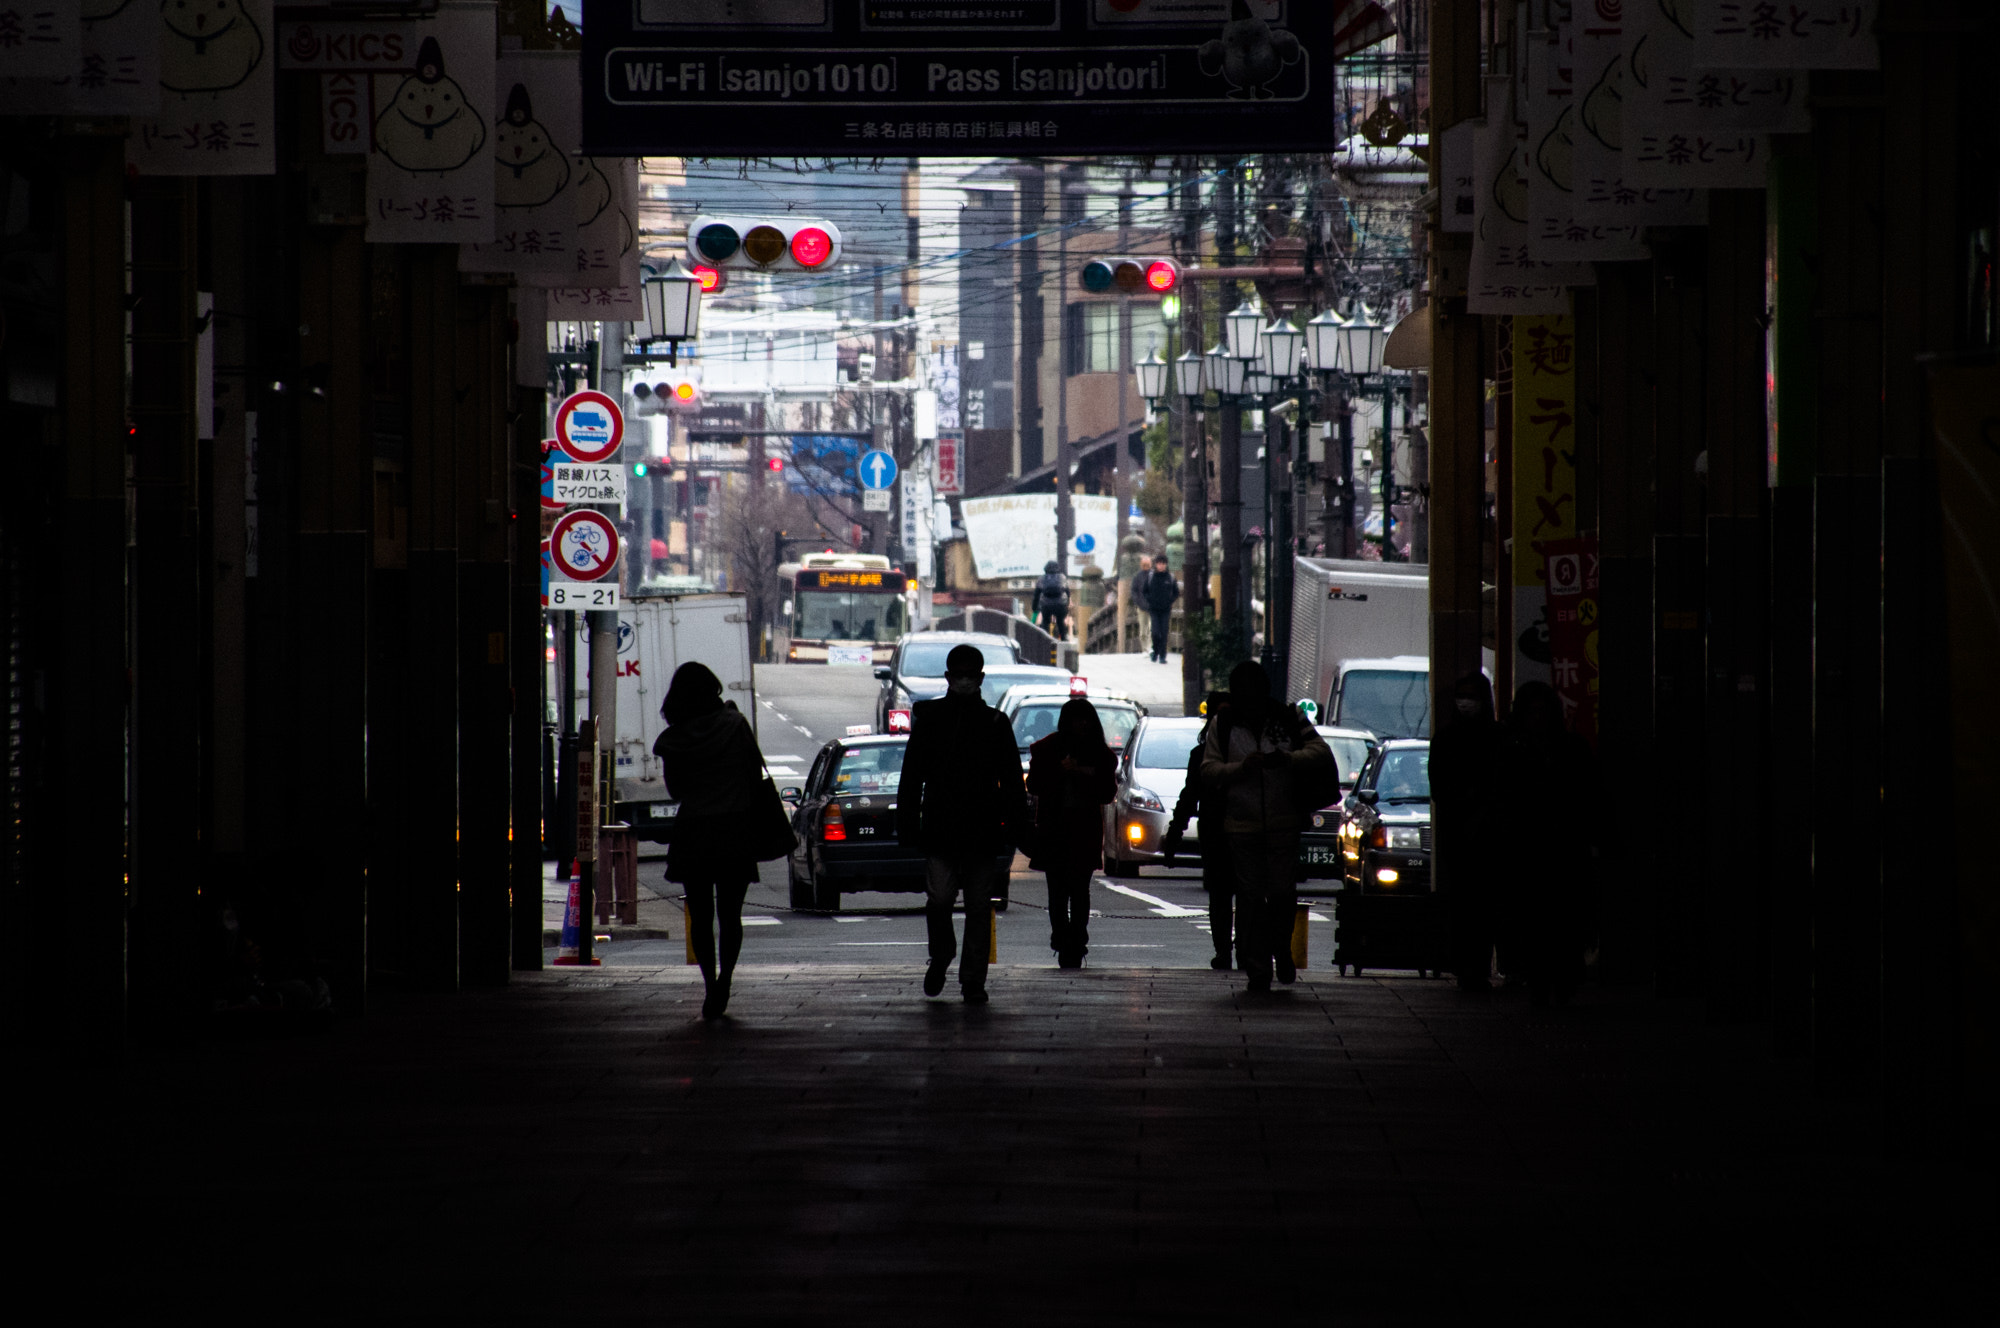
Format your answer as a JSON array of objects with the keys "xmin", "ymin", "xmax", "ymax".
[
  {"xmin": 649, "ymin": 803, "xmax": 678, "ymax": 819},
  {"xmin": 1299, "ymin": 844, "xmax": 1340, "ymax": 866}
]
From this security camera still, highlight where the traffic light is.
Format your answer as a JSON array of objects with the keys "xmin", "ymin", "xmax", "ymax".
[
  {"xmin": 1079, "ymin": 257, "xmax": 1179, "ymax": 295},
  {"xmin": 690, "ymin": 263, "xmax": 729, "ymax": 293},
  {"xmin": 687, "ymin": 215, "xmax": 843, "ymax": 271},
  {"xmin": 656, "ymin": 378, "xmax": 700, "ymax": 412}
]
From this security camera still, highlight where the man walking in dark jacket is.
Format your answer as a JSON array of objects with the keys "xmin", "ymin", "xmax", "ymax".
[
  {"xmin": 1163, "ymin": 691, "xmax": 1235, "ymax": 969},
  {"xmin": 1134, "ymin": 553, "xmax": 1178, "ymax": 662},
  {"xmin": 897, "ymin": 644, "xmax": 1029, "ymax": 1003}
]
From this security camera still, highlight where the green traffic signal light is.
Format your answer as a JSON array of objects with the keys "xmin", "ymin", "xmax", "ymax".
[
  {"xmin": 633, "ymin": 462, "xmax": 649, "ymax": 477},
  {"xmin": 1080, "ymin": 259, "xmax": 1116, "ymax": 292},
  {"xmin": 695, "ymin": 222, "xmax": 740, "ymax": 263}
]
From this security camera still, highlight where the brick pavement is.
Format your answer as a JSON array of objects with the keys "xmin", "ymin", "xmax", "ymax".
[{"xmin": 116, "ymin": 965, "xmax": 1985, "ymax": 1323}]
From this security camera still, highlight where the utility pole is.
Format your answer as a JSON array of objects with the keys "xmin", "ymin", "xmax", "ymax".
[
  {"xmin": 1054, "ymin": 165, "xmax": 1077, "ymax": 576},
  {"xmin": 1215, "ymin": 160, "xmax": 1246, "ymax": 654},
  {"xmin": 1178, "ymin": 158, "xmax": 1209, "ymax": 714},
  {"xmin": 1114, "ymin": 180, "xmax": 1134, "ymax": 653}
]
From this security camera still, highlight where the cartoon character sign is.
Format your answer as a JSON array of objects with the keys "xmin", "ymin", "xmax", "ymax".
[
  {"xmin": 159, "ymin": 0, "xmax": 265, "ymax": 96},
  {"xmin": 572, "ymin": 156, "xmax": 613, "ymax": 228},
  {"xmin": 494, "ymin": 83, "xmax": 570, "ymax": 209},
  {"xmin": 374, "ymin": 35, "xmax": 487, "ymax": 175},
  {"xmin": 1196, "ymin": 0, "xmax": 1301, "ymax": 99}
]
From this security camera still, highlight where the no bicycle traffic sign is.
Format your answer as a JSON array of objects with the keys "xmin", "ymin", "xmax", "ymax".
[
  {"xmin": 555, "ymin": 390, "xmax": 625, "ymax": 465},
  {"xmin": 550, "ymin": 507, "xmax": 621, "ymax": 605}
]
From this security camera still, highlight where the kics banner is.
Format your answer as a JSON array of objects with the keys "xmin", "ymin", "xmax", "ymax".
[{"xmin": 580, "ymin": 0, "xmax": 1357, "ymax": 155}]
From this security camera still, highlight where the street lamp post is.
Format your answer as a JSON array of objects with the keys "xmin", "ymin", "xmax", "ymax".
[{"xmin": 641, "ymin": 257, "xmax": 704, "ymax": 366}]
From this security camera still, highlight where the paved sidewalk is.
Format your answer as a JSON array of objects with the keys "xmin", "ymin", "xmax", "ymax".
[
  {"xmin": 1074, "ymin": 648, "xmax": 1188, "ymax": 715},
  {"xmin": 114, "ymin": 963, "xmax": 1986, "ymax": 1322}
]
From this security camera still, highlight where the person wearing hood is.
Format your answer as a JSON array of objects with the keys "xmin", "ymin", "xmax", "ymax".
[
  {"xmin": 653, "ymin": 662, "xmax": 764, "ymax": 1020},
  {"xmin": 896, "ymin": 644, "xmax": 1029, "ymax": 1003},
  {"xmin": 1033, "ymin": 559, "xmax": 1071, "ymax": 639},
  {"xmin": 1026, "ymin": 697, "xmax": 1119, "ymax": 968},
  {"xmin": 1201, "ymin": 661, "xmax": 1335, "ymax": 992},
  {"xmin": 1428, "ymin": 672, "xmax": 1509, "ymax": 992},
  {"xmin": 1134, "ymin": 553, "xmax": 1179, "ymax": 664},
  {"xmin": 1163, "ymin": 690, "xmax": 1236, "ymax": 970},
  {"xmin": 1506, "ymin": 681, "xmax": 1599, "ymax": 1005}
]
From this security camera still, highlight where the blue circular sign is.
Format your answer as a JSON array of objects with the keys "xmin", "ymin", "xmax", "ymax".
[
  {"xmin": 858, "ymin": 448, "xmax": 898, "ymax": 490},
  {"xmin": 1074, "ymin": 533, "xmax": 1097, "ymax": 553}
]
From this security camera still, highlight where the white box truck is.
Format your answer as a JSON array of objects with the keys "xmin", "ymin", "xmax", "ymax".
[
  {"xmin": 1287, "ymin": 558, "xmax": 1430, "ymax": 714},
  {"xmin": 564, "ymin": 592, "xmax": 757, "ymax": 844}
]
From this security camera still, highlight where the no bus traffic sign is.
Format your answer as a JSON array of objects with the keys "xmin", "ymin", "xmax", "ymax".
[{"xmin": 554, "ymin": 390, "xmax": 625, "ymax": 464}]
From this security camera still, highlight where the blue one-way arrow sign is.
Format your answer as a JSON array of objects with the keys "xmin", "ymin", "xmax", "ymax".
[{"xmin": 858, "ymin": 448, "xmax": 898, "ymax": 490}]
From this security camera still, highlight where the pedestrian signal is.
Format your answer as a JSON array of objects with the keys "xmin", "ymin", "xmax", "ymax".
[
  {"xmin": 687, "ymin": 215, "xmax": 844, "ymax": 271},
  {"xmin": 1079, "ymin": 257, "xmax": 1179, "ymax": 295}
]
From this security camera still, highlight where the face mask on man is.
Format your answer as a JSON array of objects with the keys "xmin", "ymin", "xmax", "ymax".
[{"xmin": 947, "ymin": 675, "xmax": 980, "ymax": 698}]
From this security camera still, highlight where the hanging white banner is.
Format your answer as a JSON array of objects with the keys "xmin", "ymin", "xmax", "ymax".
[
  {"xmin": 541, "ymin": 156, "xmax": 643, "ymax": 317},
  {"xmin": 1470, "ymin": 78, "xmax": 1589, "ymax": 316},
  {"xmin": 1627, "ymin": 4, "xmax": 1809, "ymax": 136},
  {"xmin": 0, "ymin": 2, "xmax": 78, "ymax": 80},
  {"xmin": 127, "ymin": 0, "xmax": 275, "ymax": 175},
  {"xmin": 461, "ymin": 49, "xmax": 580, "ymax": 278},
  {"xmin": 1691, "ymin": 0, "xmax": 1877, "ymax": 70},
  {"xmin": 1570, "ymin": 27, "xmax": 1708, "ymax": 225},
  {"xmin": 1524, "ymin": 26, "xmax": 1649, "ymax": 264},
  {"xmin": 365, "ymin": 2, "xmax": 495, "ymax": 244},
  {"xmin": 0, "ymin": 3, "xmax": 159, "ymax": 116}
]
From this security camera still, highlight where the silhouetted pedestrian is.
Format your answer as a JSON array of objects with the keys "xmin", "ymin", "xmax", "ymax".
[
  {"xmin": 1164, "ymin": 690, "xmax": 1235, "ymax": 969},
  {"xmin": 1429, "ymin": 672, "xmax": 1509, "ymax": 992},
  {"xmin": 1033, "ymin": 560, "xmax": 1071, "ymax": 639},
  {"xmin": 897, "ymin": 643, "xmax": 1030, "ymax": 1003},
  {"xmin": 1027, "ymin": 698, "xmax": 1118, "ymax": 968},
  {"xmin": 1507, "ymin": 681, "xmax": 1598, "ymax": 1005},
  {"xmin": 1202, "ymin": 661, "xmax": 1335, "ymax": 992},
  {"xmin": 1134, "ymin": 553, "xmax": 1179, "ymax": 662},
  {"xmin": 654, "ymin": 661, "xmax": 763, "ymax": 1021}
]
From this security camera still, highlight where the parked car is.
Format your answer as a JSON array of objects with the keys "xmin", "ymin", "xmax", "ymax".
[
  {"xmin": 995, "ymin": 684, "xmax": 1146, "ymax": 772},
  {"xmin": 872, "ymin": 631, "xmax": 1023, "ymax": 732},
  {"xmin": 780, "ymin": 734, "xmax": 1012, "ymax": 912},
  {"xmin": 1297, "ymin": 725, "xmax": 1379, "ymax": 883},
  {"xmin": 1334, "ymin": 738, "xmax": 1433, "ymax": 894},
  {"xmin": 1099, "ymin": 715, "xmax": 1206, "ymax": 877}
]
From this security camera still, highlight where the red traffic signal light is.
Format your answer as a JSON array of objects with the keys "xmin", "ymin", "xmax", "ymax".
[
  {"xmin": 691, "ymin": 264, "xmax": 728, "ymax": 293},
  {"xmin": 1079, "ymin": 257, "xmax": 1179, "ymax": 295},
  {"xmin": 766, "ymin": 457, "xmax": 785, "ymax": 472},
  {"xmin": 689, "ymin": 215, "xmax": 843, "ymax": 271}
]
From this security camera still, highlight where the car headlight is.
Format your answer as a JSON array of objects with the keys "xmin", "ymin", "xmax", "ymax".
[
  {"xmin": 1124, "ymin": 788, "xmax": 1165, "ymax": 813},
  {"xmin": 1386, "ymin": 826, "xmax": 1422, "ymax": 851}
]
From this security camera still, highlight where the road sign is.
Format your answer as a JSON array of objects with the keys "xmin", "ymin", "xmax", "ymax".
[
  {"xmin": 583, "ymin": 2, "xmax": 1351, "ymax": 155},
  {"xmin": 552, "ymin": 460, "xmax": 628, "ymax": 506},
  {"xmin": 862, "ymin": 487, "xmax": 891, "ymax": 512},
  {"xmin": 539, "ymin": 539, "xmax": 551, "ymax": 608},
  {"xmin": 549, "ymin": 580, "xmax": 620, "ymax": 610},
  {"xmin": 540, "ymin": 440, "xmax": 572, "ymax": 510},
  {"xmin": 551, "ymin": 508, "xmax": 620, "ymax": 581},
  {"xmin": 859, "ymin": 448, "xmax": 898, "ymax": 490},
  {"xmin": 554, "ymin": 390, "xmax": 625, "ymax": 464}
]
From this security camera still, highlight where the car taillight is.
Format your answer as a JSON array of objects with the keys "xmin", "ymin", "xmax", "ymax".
[
  {"xmin": 822, "ymin": 803, "xmax": 847, "ymax": 842},
  {"xmin": 887, "ymin": 708, "xmax": 911, "ymax": 733}
]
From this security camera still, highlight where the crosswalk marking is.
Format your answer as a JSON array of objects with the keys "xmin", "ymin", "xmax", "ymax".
[{"xmin": 1102, "ymin": 882, "xmax": 1206, "ymax": 918}]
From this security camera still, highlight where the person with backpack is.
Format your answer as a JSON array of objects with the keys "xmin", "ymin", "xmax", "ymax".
[
  {"xmin": 1163, "ymin": 690, "xmax": 1236, "ymax": 970},
  {"xmin": 1026, "ymin": 698, "xmax": 1119, "ymax": 968},
  {"xmin": 1133, "ymin": 553, "xmax": 1179, "ymax": 663},
  {"xmin": 1200, "ymin": 660, "xmax": 1337, "ymax": 993},
  {"xmin": 1033, "ymin": 559, "xmax": 1071, "ymax": 639}
]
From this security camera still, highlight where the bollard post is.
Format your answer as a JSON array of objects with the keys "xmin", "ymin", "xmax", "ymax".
[{"xmin": 1291, "ymin": 905, "xmax": 1310, "ymax": 969}]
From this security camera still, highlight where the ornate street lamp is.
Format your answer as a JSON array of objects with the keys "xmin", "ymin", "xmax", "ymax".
[
  {"xmin": 1175, "ymin": 346, "xmax": 1208, "ymax": 403},
  {"xmin": 1224, "ymin": 299, "xmax": 1264, "ymax": 361},
  {"xmin": 1306, "ymin": 308, "xmax": 1346, "ymax": 377},
  {"xmin": 1245, "ymin": 368, "xmax": 1276, "ymax": 397},
  {"xmin": 1205, "ymin": 342, "xmax": 1249, "ymax": 397},
  {"xmin": 1341, "ymin": 305, "xmax": 1389, "ymax": 379},
  {"xmin": 1135, "ymin": 346, "xmax": 1170, "ymax": 405},
  {"xmin": 1258, "ymin": 317, "xmax": 1306, "ymax": 381},
  {"xmin": 642, "ymin": 256, "xmax": 704, "ymax": 366}
]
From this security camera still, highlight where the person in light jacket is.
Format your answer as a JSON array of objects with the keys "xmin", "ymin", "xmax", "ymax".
[
  {"xmin": 1026, "ymin": 698, "xmax": 1119, "ymax": 969},
  {"xmin": 1201, "ymin": 660, "xmax": 1334, "ymax": 993},
  {"xmin": 653, "ymin": 662, "xmax": 764, "ymax": 1021}
]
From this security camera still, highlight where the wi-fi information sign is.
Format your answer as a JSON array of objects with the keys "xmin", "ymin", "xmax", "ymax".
[{"xmin": 582, "ymin": 1, "xmax": 1343, "ymax": 155}]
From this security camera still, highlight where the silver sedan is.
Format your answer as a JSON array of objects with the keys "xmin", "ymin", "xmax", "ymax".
[{"xmin": 1101, "ymin": 716, "xmax": 1207, "ymax": 877}]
